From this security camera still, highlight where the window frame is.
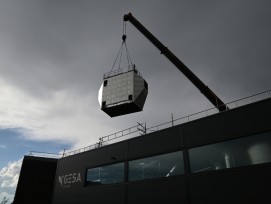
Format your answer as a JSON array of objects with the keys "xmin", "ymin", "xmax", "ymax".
[
  {"xmin": 188, "ymin": 131, "xmax": 271, "ymax": 174},
  {"xmin": 85, "ymin": 161, "xmax": 126, "ymax": 186},
  {"xmin": 128, "ymin": 150, "xmax": 185, "ymax": 182}
]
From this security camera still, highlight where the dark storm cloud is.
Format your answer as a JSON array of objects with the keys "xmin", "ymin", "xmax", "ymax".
[
  {"xmin": 0, "ymin": 0, "xmax": 270, "ymax": 136},
  {"xmin": 156, "ymin": 1, "xmax": 270, "ymax": 101},
  {"xmin": 1, "ymin": 1, "xmax": 269, "ymax": 95},
  {"xmin": 0, "ymin": 0, "xmax": 123, "ymax": 98}
]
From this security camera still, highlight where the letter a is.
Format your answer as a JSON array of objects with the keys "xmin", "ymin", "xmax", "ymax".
[{"xmin": 77, "ymin": 173, "xmax": 81, "ymax": 182}]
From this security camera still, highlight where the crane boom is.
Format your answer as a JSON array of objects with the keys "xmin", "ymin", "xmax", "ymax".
[{"xmin": 124, "ymin": 13, "xmax": 228, "ymax": 112}]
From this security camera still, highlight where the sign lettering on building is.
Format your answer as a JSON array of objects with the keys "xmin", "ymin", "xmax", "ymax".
[{"xmin": 58, "ymin": 172, "xmax": 81, "ymax": 188}]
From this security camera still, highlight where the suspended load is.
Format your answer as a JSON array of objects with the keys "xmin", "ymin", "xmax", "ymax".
[
  {"xmin": 98, "ymin": 65, "xmax": 148, "ymax": 117},
  {"xmin": 98, "ymin": 21, "xmax": 148, "ymax": 117}
]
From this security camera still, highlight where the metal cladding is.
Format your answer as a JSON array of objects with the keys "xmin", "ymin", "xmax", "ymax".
[
  {"xmin": 13, "ymin": 156, "xmax": 58, "ymax": 204},
  {"xmin": 98, "ymin": 68, "xmax": 148, "ymax": 117}
]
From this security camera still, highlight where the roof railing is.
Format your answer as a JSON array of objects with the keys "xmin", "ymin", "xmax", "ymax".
[
  {"xmin": 31, "ymin": 90, "xmax": 271, "ymax": 158},
  {"xmin": 103, "ymin": 65, "xmax": 142, "ymax": 79},
  {"xmin": 29, "ymin": 151, "xmax": 62, "ymax": 159},
  {"xmin": 103, "ymin": 68, "xmax": 123, "ymax": 79}
]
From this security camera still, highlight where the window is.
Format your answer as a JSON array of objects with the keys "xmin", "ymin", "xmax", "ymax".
[
  {"xmin": 86, "ymin": 163, "xmax": 124, "ymax": 185},
  {"xmin": 189, "ymin": 132, "xmax": 271, "ymax": 173},
  {"xmin": 104, "ymin": 80, "xmax": 108, "ymax": 87},
  {"xmin": 129, "ymin": 151, "xmax": 184, "ymax": 182}
]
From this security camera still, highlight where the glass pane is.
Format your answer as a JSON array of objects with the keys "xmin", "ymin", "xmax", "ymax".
[
  {"xmin": 129, "ymin": 151, "xmax": 184, "ymax": 181},
  {"xmin": 189, "ymin": 131, "xmax": 271, "ymax": 173},
  {"xmin": 86, "ymin": 163, "xmax": 124, "ymax": 185}
]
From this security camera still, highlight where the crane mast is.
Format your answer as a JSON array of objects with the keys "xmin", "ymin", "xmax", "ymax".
[{"xmin": 124, "ymin": 13, "xmax": 228, "ymax": 112}]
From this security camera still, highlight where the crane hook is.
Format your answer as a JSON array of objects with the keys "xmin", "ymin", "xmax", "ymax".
[{"xmin": 122, "ymin": 34, "xmax": 127, "ymax": 42}]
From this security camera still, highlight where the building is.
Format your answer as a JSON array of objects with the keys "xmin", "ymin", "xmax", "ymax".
[
  {"xmin": 13, "ymin": 156, "xmax": 58, "ymax": 204},
  {"xmin": 14, "ymin": 92, "xmax": 271, "ymax": 204}
]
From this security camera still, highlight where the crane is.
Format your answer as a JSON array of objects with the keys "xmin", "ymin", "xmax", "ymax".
[{"xmin": 123, "ymin": 13, "xmax": 229, "ymax": 112}]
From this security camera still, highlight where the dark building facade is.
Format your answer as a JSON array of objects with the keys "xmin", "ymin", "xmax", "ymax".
[
  {"xmin": 13, "ymin": 156, "xmax": 58, "ymax": 204},
  {"xmin": 52, "ymin": 98, "xmax": 271, "ymax": 204},
  {"xmin": 14, "ymin": 97, "xmax": 271, "ymax": 204}
]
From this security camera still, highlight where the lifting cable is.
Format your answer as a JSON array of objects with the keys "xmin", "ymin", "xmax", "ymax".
[{"xmin": 110, "ymin": 21, "xmax": 133, "ymax": 73}]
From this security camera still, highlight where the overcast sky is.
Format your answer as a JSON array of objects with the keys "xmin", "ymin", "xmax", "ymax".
[{"xmin": 0, "ymin": 0, "xmax": 271, "ymax": 202}]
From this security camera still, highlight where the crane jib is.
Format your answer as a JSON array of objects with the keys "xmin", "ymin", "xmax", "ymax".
[{"xmin": 124, "ymin": 13, "xmax": 229, "ymax": 112}]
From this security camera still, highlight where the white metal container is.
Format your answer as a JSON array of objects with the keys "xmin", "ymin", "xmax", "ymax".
[{"xmin": 98, "ymin": 67, "xmax": 148, "ymax": 117}]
